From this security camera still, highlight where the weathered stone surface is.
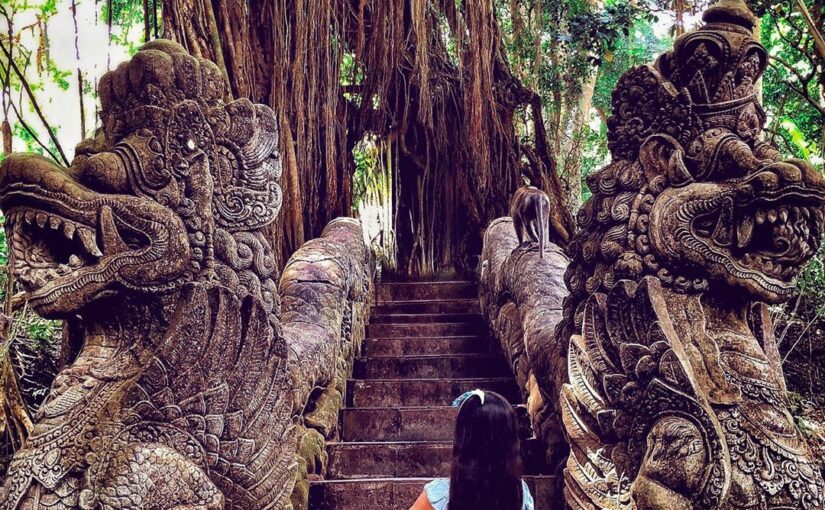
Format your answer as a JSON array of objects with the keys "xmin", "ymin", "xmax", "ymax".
[
  {"xmin": 370, "ymin": 311, "xmax": 482, "ymax": 324},
  {"xmin": 478, "ymin": 217, "xmax": 570, "ymax": 458},
  {"xmin": 375, "ymin": 280, "xmax": 476, "ymax": 301},
  {"xmin": 371, "ymin": 298, "xmax": 480, "ymax": 315},
  {"xmin": 296, "ymin": 426, "xmax": 328, "ymax": 476},
  {"xmin": 554, "ymin": 1, "xmax": 825, "ymax": 508},
  {"xmin": 367, "ymin": 321, "xmax": 484, "ymax": 337},
  {"xmin": 0, "ymin": 40, "xmax": 373, "ymax": 510},
  {"xmin": 361, "ymin": 335, "xmax": 493, "ymax": 356},
  {"xmin": 303, "ymin": 387, "xmax": 344, "ymax": 439},
  {"xmin": 341, "ymin": 407, "xmax": 459, "ymax": 442},
  {"xmin": 347, "ymin": 377, "xmax": 519, "ymax": 407},
  {"xmin": 353, "ymin": 354, "xmax": 510, "ymax": 379},
  {"xmin": 326, "ymin": 441, "xmax": 452, "ymax": 479}
]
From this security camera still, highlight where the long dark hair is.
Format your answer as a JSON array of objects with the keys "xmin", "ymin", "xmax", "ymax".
[{"xmin": 448, "ymin": 391, "xmax": 523, "ymax": 510}]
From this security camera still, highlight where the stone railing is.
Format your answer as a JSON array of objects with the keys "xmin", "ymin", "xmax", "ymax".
[
  {"xmin": 280, "ymin": 217, "xmax": 374, "ymax": 509},
  {"xmin": 477, "ymin": 217, "xmax": 568, "ymax": 460}
]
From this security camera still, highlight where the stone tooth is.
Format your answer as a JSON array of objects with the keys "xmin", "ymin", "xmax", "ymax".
[
  {"xmin": 78, "ymin": 229, "xmax": 103, "ymax": 258},
  {"xmin": 49, "ymin": 216, "xmax": 62, "ymax": 229},
  {"xmin": 63, "ymin": 222, "xmax": 76, "ymax": 239},
  {"xmin": 737, "ymin": 215, "xmax": 754, "ymax": 249},
  {"xmin": 802, "ymin": 207, "xmax": 811, "ymax": 219},
  {"xmin": 778, "ymin": 207, "xmax": 789, "ymax": 224},
  {"xmin": 767, "ymin": 209, "xmax": 778, "ymax": 224},
  {"xmin": 69, "ymin": 255, "xmax": 82, "ymax": 267},
  {"xmin": 763, "ymin": 260, "xmax": 774, "ymax": 273},
  {"xmin": 755, "ymin": 210, "xmax": 766, "ymax": 224},
  {"xmin": 24, "ymin": 211, "xmax": 35, "ymax": 224},
  {"xmin": 36, "ymin": 212, "xmax": 48, "ymax": 228}
]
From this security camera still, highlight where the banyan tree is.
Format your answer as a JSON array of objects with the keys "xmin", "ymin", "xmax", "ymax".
[{"xmin": 161, "ymin": 0, "xmax": 575, "ymax": 277}]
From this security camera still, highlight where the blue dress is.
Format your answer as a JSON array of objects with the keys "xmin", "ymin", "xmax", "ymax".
[{"xmin": 424, "ymin": 478, "xmax": 535, "ymax": 510}]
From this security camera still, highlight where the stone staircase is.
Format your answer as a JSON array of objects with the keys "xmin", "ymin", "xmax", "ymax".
[{"xmin": 308, "ymin": 280, "xmax": 554, "ymax": 509}]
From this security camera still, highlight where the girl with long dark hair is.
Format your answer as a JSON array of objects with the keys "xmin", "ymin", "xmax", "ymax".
[{"xmin": 409, "ymin": 389, "xmax": 534, "ymax": 510}]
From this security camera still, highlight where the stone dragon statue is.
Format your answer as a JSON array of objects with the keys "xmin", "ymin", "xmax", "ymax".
[
  {"xmin": 557, "ymin": 1, "xmax": 825, "ymax": 508},
  {"xmin": 0, "ymin": 40, "xmax": 369, "ymax": 509}
]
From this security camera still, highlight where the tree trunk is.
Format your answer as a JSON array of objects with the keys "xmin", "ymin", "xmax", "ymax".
[
  {"xmin": 162, "ymin": 0, "xmax": 575, "ymax": 276},
  {"xmin": 561, "ymin": 68, "xmax": 598, "ymax": 211}
]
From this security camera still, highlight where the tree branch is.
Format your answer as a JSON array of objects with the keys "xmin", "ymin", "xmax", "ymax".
[
  {"xmin": 768, "ymin": 61, "xmax": 825, "ymax": 118},
  {"xmin": 5, "ymin": 95, "xmax": 65, "ymax": 163},
  {"xmin": 794, "ymin": 0, "xmax": 825, "ymax": 60},
  {"xmin": 0, "ymin": 39, "xmax": 70, "ymax": 165},
  {"xmin": 769, "ymin": 54, "xmax": 813, "ymax": 87}
]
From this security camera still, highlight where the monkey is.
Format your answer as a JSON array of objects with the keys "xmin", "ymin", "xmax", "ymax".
[{"xmin": 510, "ymin": 185, "xmax": 551, "ymax": 258}]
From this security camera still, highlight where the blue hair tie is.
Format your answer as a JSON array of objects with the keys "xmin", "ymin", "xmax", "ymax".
[{"xmin": 452, "ymin": 389, "xmax": 486, "ymax": 407}]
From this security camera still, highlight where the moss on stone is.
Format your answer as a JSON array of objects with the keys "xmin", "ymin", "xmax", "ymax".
[{"xmin": 304, "ymin": 387, "xmax": 343, "ymax": 439}]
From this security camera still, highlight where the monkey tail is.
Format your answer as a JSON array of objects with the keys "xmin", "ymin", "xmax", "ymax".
[{"xmin": 538, "ymin": 196, "xmax": 545, "ymax": 259}]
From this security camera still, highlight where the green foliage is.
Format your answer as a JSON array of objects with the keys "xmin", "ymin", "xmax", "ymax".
[
  {"xmin": 46, "ymin": 60, "xmax": 72, "ymax": 92},
  {"xmin": 791, "ymin": 246, "xmax": 825, "ymax": 318},
  {"xmin": 758, "ymin": 6, "xmax": 823, "ymax": 168},
  {"xmin": 592, "ymin": 20, "xmax": 672, "ymax": 117},
  {"xmin": 351, "ymin": 135, "xmax": 382, "ymax": 211},
  {"xmin": 566, "ymin": 3, "xmax": 656, "ymax": 66},
  {"xmin": 578, "ymin": 19, "xmax": 672, "ymax": 186},
  {"xmin": 102, "ymin": 0, "xmax": 148, "ymax": 54}
]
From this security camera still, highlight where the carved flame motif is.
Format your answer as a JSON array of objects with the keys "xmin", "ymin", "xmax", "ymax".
[
  {"xmin": 558, "ymin": 2, "xmax": 825, "ymax": 509},
  {"xmin": 0, "ymin": 41, "xmax": 294, "ymax": 509}
]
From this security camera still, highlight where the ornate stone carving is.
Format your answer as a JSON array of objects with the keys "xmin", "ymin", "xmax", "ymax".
[
  {"xmin": 558, "ymin": 2, "xmax": 825, "ymax": 508},
  {"xmin": 0, "ymin": 40, "xmax": 372, "ymax": 510},
  {"xmin": 510, "ymin": 186, "xmax": 552, "ymax": 258}
]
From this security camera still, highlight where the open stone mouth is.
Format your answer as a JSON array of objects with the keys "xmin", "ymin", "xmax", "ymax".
[
  {"xmin": 693, "ymin": 201, "xmax": 823, "ymax": 282},
  {"xmin": 5, "ymin": 207, "xmax": 147, "ymax": 293}
]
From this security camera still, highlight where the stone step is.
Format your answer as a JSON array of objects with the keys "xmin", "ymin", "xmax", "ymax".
[
  {"xmin": 347, "ymin": 378, "xmax": 521, "ymax": 407},
  {"xmin": 327, "ymin": 439, "xmax": 555, "ymax": 479},
  {"xmin": 376, "ymin": 281, "xmax": 476, "ymax": 301},
  {"xmin": 367, "ymin": 321, "xmax": 484, "ymax": 338},
  {"xmin": 353, "ymin": 354, "xmax": 511, "ymax": 379},
  {"xmin": 372, "ymin": 299, "xmax": 480, "ymax": 315},
  {"xmin": 342, "ymin": 406, "xmax": 458, "ymax": 441},
  {"xmin": 309, "ymin": 476, "xmax": 560, "ymax": 510},
  {"xmin": 362, "ymin": 335, "xmax": 494, "ymax": 356},
  {"xmin": 327, "ymin": 441, "xmax": 452, "ymax": 479},
  {"xmin": 370, "ymin": 312, "xmax": 483, "ymax": 324}
]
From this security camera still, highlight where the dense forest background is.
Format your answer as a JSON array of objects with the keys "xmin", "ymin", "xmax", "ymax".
[{"xmin": 1, "ymin": 0, "xmax": 824, "ymax": 470}]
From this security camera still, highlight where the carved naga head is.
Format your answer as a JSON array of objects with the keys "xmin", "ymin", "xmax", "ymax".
[
  {"xmin": 566, "ymin": 0, "xmax": 825, "ymax": 315},
  {"xmin": 0, "ymin": 40, "xmax": 282, "ymax": 318}
]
